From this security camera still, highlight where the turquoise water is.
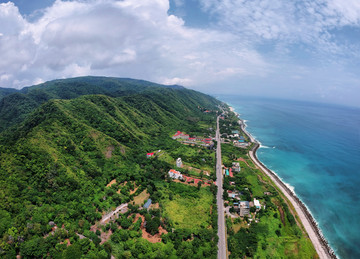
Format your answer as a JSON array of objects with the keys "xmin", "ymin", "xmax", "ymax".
[{"xmin": 218, "ymin": 95, "xmax": 360, "ymax": 259}]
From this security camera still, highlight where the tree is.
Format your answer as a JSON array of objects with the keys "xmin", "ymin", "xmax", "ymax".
[
  {"xmin": 20, "ymin": 237, "xmax": 47, "ymax": 258},
  {"xmin": 146, "ymin": 217, "xmax": 160, "ymax": 235},
  {"xmin": 63, "ymin": 243, "xmax": 82, "ymax": 258},
  {"xmin": 120, "ymin": 218, "xmax": 132, "ymax": 229}
]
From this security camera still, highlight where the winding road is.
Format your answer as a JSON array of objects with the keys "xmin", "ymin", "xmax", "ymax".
[{"xmin": 216, "ymin": 115, "xmax": 227, "ymax": 259}]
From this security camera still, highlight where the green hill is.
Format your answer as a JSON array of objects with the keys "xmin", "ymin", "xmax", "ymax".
[
  {"xmin": 0, "ymin": 76, "xmax": 185, "ymax": 132},
  {"xmin": 0, "ymin": 77, "xmax": 221, "ymax": 257}
]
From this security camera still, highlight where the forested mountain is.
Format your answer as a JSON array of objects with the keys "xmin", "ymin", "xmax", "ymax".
[
  {"xmin": 0, "ymin": 77, "xmax": 221, "ymax": 257},
  {"xmin": 0, "ymin": 76, "xmax": 185, "ymax": 132},
  {"xmin": 0, "ymin": 88, "xmax": 18, "ymax": 100}
]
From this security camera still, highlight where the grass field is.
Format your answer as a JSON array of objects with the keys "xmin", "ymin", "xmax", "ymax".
[
  {"xmin": 159, "ymin": 182, "xmax": 213, "ymax": 231},
  {"xmin": 133, "ymin": 190, "xmax": 150, "ymax": 206}
]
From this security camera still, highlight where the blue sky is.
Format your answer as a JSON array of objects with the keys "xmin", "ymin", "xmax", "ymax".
[{"xmin": 0, "ymin": 0, "xmax": 359, "ymax": 107}]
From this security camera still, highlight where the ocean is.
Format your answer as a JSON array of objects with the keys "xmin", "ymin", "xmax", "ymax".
[{"xmin": 218, "ymin": 95, "xmax": 360, "ymax": 259}]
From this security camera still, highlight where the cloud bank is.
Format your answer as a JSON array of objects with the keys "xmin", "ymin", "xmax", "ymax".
[
  {"xmin": 0, "ymin": 0, "xmax": 359, "ymax": 106},
  {"xmin": 0, "ymin": 0, "xmax": 269, "ymax": 89}
]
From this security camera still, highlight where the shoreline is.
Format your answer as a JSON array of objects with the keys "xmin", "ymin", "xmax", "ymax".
[{"xmin": 231, "ymin": 106, "xmax": 336, "ymax": 259}]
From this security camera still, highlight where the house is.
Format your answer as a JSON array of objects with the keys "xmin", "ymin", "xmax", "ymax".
[
  {"xmin": 168, "ymin": 169, "xmax": 183, "ymax": 180},
  {"xmin": 172, "ymin": 131, "xmax": 183, "ymax": 139},
  {"xmin": 254, "ymin": 198, "xmax": 261, "ymax": 209},
  {"xmin": 227, "ymin": 190, "xmax": 239, "ymax": 199},
  {"xmin": 232, "ymin": 162, "xmax": 241, "ymax": 172},
  {"xmin": 239, "ymin": 201, "xmax": 250, "ymax": 216},
  {"xmin": 144, "ymin": 199, "xmax": 152, "ymax": 210},
  {"xmin": 229, "ymin": 168, "xmax": 233, "ymax": 177},
  {"xmin": 172, "ymin": 131, "xmax": 190, "ymax": 140},
  {"xmin": 232, "ymin": 130, "xmax": 239, "ymax": 134},
  {"xmin": 181, "ymin": 134, "xmax": 190, "ymax": 140},
  {"xmin": 176, "ymin": 157, "xmax": 183, "ymax": 168},
  {"xmin": 147, "ymin": 152, "xmax": 154, "ymax": 158}
]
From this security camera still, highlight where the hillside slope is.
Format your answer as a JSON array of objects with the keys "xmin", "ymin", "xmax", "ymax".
[{"xmin": 0, "ymin": 77, "xmax": 221, "ymax": 257}]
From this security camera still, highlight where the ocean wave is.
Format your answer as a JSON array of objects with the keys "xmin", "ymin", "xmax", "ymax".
[{"xmin": 260, "ymin": 145, "xmax": 271, "ymax": 149}]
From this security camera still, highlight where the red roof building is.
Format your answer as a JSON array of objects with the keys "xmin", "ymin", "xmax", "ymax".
[{"xmin": 229, "ymin": 168, "xmax": 233, "ymax": 177}]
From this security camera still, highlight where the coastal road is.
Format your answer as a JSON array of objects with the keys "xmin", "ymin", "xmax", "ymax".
[
  {"xmin": 216, "ymin": 115, "xmax": 227, "ymax": 259},
  {"xmin": 248, "ymin": 149, "xmax": 332, "ymax": 259}
]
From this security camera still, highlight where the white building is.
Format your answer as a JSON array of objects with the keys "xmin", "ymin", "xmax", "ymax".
[
  {"xmin": 168, "ymin": 169, "xmax": 183, "ymax": 180},
  {"xmin": 176, "ymin": 157, "xmax": 183, "ymax": 168},
  {"xmin": 254, "ymin": 198, "xmax": 261, "ymax": 209}
]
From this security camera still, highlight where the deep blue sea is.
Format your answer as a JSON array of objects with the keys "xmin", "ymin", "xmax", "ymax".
[{"xmin": 218, "ymin": 95, "xmax": 360, "ymax": 259}]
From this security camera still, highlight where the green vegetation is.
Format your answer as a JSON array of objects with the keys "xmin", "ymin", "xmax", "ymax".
[
  {"xmin": 158, "ymin": 182, "xmax": 214, "ymax": 230},
  {"xmin": 0, "ymin": 77, "xmax": 221, "ymax": 257}
]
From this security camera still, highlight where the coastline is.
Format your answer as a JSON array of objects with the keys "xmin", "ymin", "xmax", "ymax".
[{"xmin": 231, "ymin": 106, "xmax": 336, "ymax": 259}]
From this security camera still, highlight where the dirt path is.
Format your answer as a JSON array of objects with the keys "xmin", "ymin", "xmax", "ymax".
[
  {"xmin": 237, "ymin": 157, "xmax": 257, "ymax": 169},
  {"xmin": 101, "ymin": 203, "xmax": 128, "ymax": 224}
]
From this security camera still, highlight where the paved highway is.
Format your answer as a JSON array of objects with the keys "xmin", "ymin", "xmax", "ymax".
[{"xmin": 216, "ymin": 115, "xmax": 227, "ymax": 259}]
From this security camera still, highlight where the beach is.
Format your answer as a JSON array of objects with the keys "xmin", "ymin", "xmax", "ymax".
[{"xmin": 233, "ymin": 107, "xmax": 336, "ymax": 259}]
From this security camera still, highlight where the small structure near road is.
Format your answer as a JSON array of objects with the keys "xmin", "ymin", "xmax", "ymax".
[{"xmin": 239, "ymin": 201, "xmax": 250, "ymax": 217}]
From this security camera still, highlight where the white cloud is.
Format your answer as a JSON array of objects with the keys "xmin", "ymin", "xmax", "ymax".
[
  {"xmin": 0, "ymin": 0, "xmax": 271, "ymax": 89},
  {"xmin": 0, "ymin": 0, "xmax": 359, "ymax": 107},
  {"xmin": 199, "ymin": 0, "xmax": 360, "ymax": 52}
]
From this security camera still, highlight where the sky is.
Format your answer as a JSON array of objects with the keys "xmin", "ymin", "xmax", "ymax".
[{"xmin": 0, "ymin": 0, "xmax": 359, "ymax": 107}]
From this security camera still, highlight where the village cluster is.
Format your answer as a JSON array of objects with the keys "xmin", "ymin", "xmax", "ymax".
[
  {"xmin": 172, "ymin": 131, "xmax": 214, "ymax": 148},
  {"xmin": 221, "ymin": 129, "xmax": 250, "ymax": 148},
  {"xmin": 224, "ymin": 162, "xmax": 265, "ymax": 223},
  {"xmin": 148, "ymin": 127, "xmax": 263, "ymax": 222}
]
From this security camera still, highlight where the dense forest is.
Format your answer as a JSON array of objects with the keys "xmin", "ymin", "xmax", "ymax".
[{"xmin": 0, "ymin": 77, "xmax": 222, "ymax": 258}]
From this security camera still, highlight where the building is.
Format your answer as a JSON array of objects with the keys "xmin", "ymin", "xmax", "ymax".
[
  {"xmin": 232, "ymin": 162, "xmax": 241, "ymax": 172},
  {"xmin": 172, "ymin": 131, "xmax": 189, "ymax": 140},
  {"xmin": 254, "ymin": 198, "xmax": 261, "ymax": 209},
  {"xmin": 144, "ymin": 199, "xmax": 152, "ymax": 210},
  {"xmin": 227, "ymin": 190, "xmax": 239, "ymax": 199},
  {"xmin": 176, "ymin": 157, "xmax": 183, "ymax": 168},
  {"xmin": 232, "ymin": 130, "xmax": 239, "ymax": 134},
  {"xmin": 147, "ymin": 152, "xmax": 154, "ymax": 158},
  {"xmin": 172, "ymin": 131, "xmax": 183, "ymax": 139},
  {"xmin": 229, "ymin": 168, "xmax": 233, "ymax": 177},
  {"xmin": 168, "ymin": 169, "xmax": 183, "ymax": 180},
  {"xmin": 239, "ymin": 201, "xmax": 250, "ymax": 216}
]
